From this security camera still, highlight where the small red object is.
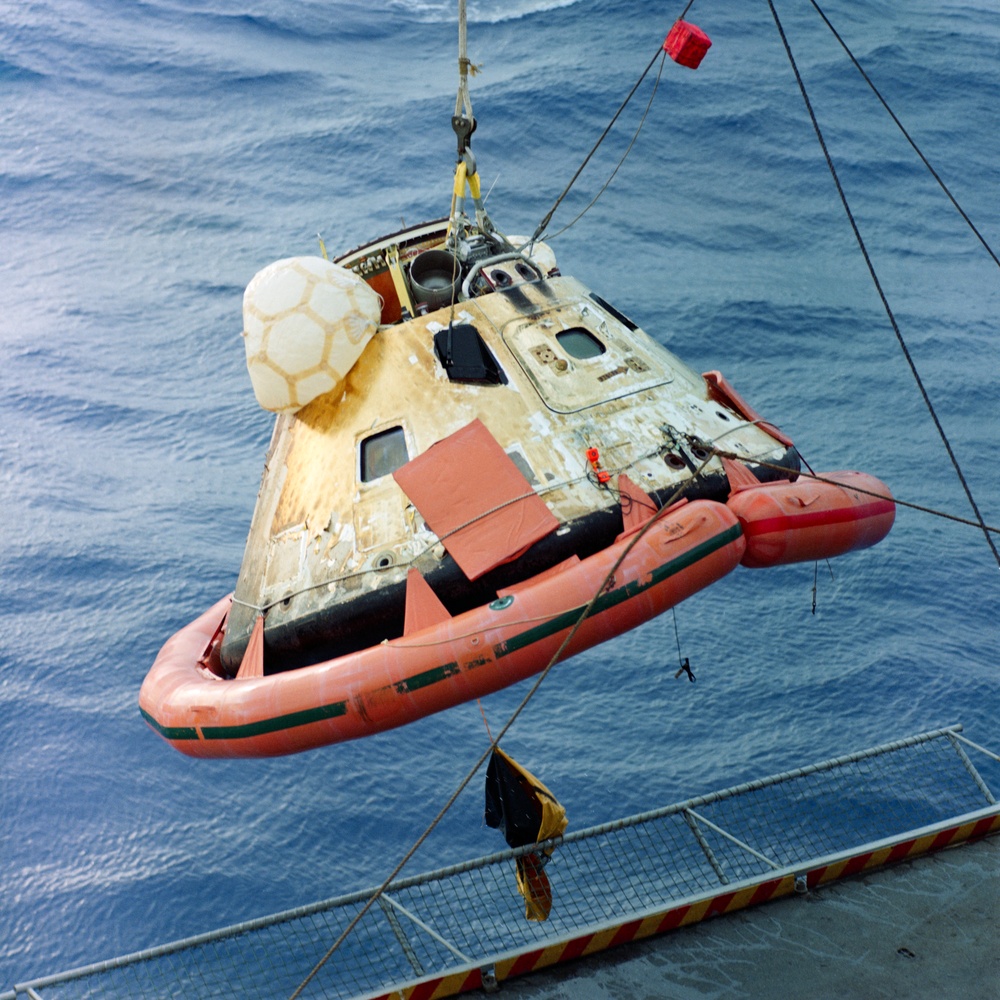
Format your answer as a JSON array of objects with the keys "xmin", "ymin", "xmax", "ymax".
[
  {"xmin": 597, "ymin": 470, "xmax": 611, "ymax": 485},
  {"xmin": 586, "ymin": 447, "xmax": 600, "ymax": 464},
  {"xmin": 664, "ymin": 20, "xmax": 712, "ymax": 69}
]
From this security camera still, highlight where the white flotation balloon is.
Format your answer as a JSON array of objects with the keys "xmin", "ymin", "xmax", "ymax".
[{"xmin": 242, "ymin": 256, "xmax": 381, "ymax": 413}]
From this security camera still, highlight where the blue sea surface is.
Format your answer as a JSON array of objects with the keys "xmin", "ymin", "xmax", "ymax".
[{"xmin": 1, "ymin": 0, "xmax": 998, "ymax": 987}]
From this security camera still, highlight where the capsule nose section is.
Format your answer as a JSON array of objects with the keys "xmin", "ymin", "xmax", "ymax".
[{"xmin": 727, "ymin": 470, "xmax": 895, "ymax": 568}]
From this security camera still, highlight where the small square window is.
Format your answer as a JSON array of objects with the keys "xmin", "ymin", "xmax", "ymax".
[
  {"xmin": 556, "ymin": 327, "xmax": 606, "ymax": 359},
  {"xmin": 361, "ymin": 427, "xmax": 409, "ymax": 482}
]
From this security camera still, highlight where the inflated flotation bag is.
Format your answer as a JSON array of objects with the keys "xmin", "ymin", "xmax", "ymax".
[
  {"xmin": 727, "ymin": 470, "xmax": 895, "ymax": 568},
  {"xmin": 242, "ymin": 256, "xmax": 381, "ymax": 413}
]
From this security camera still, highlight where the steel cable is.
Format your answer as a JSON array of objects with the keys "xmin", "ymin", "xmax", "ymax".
[{"xmin": 767, "ymin": 0, "xmax": 999, "ymax": 568}]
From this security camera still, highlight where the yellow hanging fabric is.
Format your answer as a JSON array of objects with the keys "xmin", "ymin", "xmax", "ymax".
[{"xmin": 515, "ymin": 853, "xmax": 553, "ymax": 922}]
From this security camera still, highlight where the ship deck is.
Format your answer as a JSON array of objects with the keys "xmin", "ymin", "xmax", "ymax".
[{"xmin": 502, "ymin": 831, "xmax": 999, "ymax": 999}]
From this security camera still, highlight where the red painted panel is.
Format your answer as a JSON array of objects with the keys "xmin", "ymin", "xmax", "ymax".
[
  {"xmin": 509, "ymin": 949, "xmax": 544, "ymax": 977},
  {"xmin": 394, "ymin": 419, "xmax": 559, "ymax": 580},
  {"xmin": 559, "ymin": 935, "xmax": 592, "ymax": 963},
  {"xmin": 748, "ymin": 878, "xmax": 783, "ymax": 906},
  {"xmin": 655, "ymin": 904, "xmax": 692, "ymax": 931},
  {"xmin": 610, "ymin": 919, "xmax": 642, "ymax": 947}
]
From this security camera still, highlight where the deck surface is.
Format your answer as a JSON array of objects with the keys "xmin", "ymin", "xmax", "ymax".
[{"xmin": 501, "ymin": 835, "xmax": 1000, "ymax": 999}]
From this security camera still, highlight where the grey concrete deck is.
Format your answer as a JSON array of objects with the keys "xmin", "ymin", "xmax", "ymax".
[{"xmin": 501, "ymin": 835, "xmax": 1000, "ymax": 1000}]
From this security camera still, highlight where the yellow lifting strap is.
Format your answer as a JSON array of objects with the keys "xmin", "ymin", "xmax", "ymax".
[
  {"xmin": 451, "ymin": 158, "xmax": 468, "ymax": 203},
  {"xmin": 447, "ymin": 154, "xmax": 486, "ymax": 244},
  {"xmin": 385, "ymin": 244, "xmax": 415, "ymax": 318},
  {"xmin": 447, "ymin": 158, "xmax": 469, "ymax": 241},
  {"xmin": 466, "ymin": 164, "xmax": 481, "ymax": 201}
]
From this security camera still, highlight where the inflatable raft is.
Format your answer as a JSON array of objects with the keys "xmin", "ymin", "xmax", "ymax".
[{"xmin": 140, "ymin": 472, "xmax": 893, "ymax": 758}]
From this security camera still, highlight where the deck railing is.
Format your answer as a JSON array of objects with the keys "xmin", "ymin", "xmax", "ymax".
[{"xmin": 5, "ymin": 725, "xmax": 999, "ymax": 1000}]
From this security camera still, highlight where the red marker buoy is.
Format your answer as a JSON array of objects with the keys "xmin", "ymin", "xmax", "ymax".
[{"xmin": 664, "ymin": 20, "xmax": 712, "ymax": 69}]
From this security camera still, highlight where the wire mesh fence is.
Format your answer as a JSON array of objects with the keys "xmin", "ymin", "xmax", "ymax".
[{"xmin": 7, "ymin": 725, "xmax": 999, "ymax": 1000}]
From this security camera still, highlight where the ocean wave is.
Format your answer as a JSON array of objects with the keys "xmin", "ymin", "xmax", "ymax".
[
  {"xmin": 384, "ymin": 0, "xmax": 581, "ymax": 25},
  {"xmin": 0, "ymin": 56, "xmax": 48, "ymax": 83},
  {"xmin": 162, "ymin": 2, "xmax": 403, "ymax": 43}
]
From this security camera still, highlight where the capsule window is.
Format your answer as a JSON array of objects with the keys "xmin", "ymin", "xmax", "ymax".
[
  {"xmin": 360, "ymin": 426, "xmax": 409, "ymax": 482},
  {"xmin": 556, "ymin": 327, "xmax": 606, "ymax": 359}
]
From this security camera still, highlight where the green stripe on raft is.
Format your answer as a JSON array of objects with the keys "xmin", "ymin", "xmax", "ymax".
[{"xmin": 495, "ymin": 522, "xmax": 742, "ymax": 658}]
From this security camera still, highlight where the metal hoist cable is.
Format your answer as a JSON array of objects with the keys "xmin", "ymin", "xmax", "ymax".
[
  {"xmin": 768, "ymin": 0, "xmax": 1000, "ymax": 570},
  {"xmin": 452, "ymin": 0, "xmax": 477, "ymax": 154}
]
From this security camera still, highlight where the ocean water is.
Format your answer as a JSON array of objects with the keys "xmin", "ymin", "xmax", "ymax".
[{"xmin": 1, "ymin": 0, "xmax": 998, "ymax": 987}]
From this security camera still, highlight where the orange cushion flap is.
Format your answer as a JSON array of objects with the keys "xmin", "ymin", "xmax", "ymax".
[{"xmin": 394, "ymin": 419, "xmax": 559, "ymax": 580}]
